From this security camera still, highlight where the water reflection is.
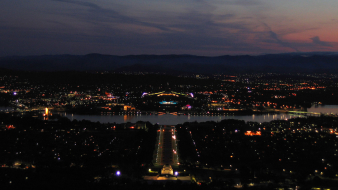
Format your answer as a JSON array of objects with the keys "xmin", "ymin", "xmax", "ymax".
[
  {"xmin": 2, "ymin": 105, "xmax": 336, "ymax": 125},
  {"xmin": 64, "ymin": 113, "xmax": 305, "ymax": 125}
]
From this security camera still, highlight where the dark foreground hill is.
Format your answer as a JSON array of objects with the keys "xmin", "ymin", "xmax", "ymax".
[{"xmin": 1, "ymin": 52, "xmax": 338, "ymax": 74}]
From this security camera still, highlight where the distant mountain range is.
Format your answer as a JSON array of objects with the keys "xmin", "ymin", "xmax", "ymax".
[{"xmin": 1, "ymin": 52, "xmax": 338, "ymax": 74}]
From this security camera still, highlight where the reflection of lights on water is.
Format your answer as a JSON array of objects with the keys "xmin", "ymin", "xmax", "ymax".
[{"xmin": 61, "ymin": 112, "xmax": 314, "ymax": 125}]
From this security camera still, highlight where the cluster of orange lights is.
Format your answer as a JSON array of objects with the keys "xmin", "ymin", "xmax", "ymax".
[
  {"xmin": 157, "ymin": 93, "xmax": 179, "ymax": 97},
  {"xmin": 263, "ymin": 86, "xmax": 325, "ymax": 91},
  {"xmin": 6, "ymin": 125, "xmax": 15, "ymax": 129},
  {"xmin": 244, "ymin": 131, "xmax": 261, "ymax": 136},
  {"xmin": 223, "ymin": 79, "xmax": 236, "ymax": 82}
]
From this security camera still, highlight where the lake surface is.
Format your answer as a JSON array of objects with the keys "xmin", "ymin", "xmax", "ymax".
[
  {"xmin": 1, "ymin": 105, "xmax": 338, "ymax": 125},
  {"xmin": 62, "ymin": 105, "xmax": 338, "ymax": 125},
  {"xmin": 61, "ymin": 113, "xmax": 304, "ymax": 125}
]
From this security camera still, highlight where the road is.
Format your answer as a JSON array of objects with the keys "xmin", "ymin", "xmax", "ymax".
[{"xmin": 154, "ymin": 125, "xmax": 179, "ymax": 166}]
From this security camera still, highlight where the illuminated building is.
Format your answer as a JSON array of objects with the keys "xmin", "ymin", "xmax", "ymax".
[
  {"xmin": 161, "ymin": 164, "xmax": 174, "ymax": 175},
  {"xmin": 207, "ymin": 93, "xmax": 230, "ymax": 111},
  {"xmin": 141, "ymin": 91, "xmax": 195, "ymax": 112},
  {"xmin": 123, "ymin": 105, "xmax": 136, "ymax": 111},
  {"xmin": 244, "ymin": 131, "xmax": 261, "ymax": 136}
]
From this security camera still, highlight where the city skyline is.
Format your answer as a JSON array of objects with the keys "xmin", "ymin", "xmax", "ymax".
[{"xmin": 1, "ymin": 0, "xmax": 338, "ymax": 56}]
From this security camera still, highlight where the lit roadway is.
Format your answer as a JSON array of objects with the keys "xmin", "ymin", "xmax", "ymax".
[
  {"xmin": 144, "ymin": 125, "xmax": 192, "ymax": 183},
  {"xmin": 154, "ymin": 125, "xmax": 179, "ymax": 167}
]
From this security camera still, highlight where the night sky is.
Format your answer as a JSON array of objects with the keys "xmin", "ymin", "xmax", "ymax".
[{"xmin": 1, "ymin": 0, "xmax": 337, "ymax": 56}]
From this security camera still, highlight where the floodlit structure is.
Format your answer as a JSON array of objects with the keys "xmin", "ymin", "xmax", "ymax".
[
  {"xmin": 141, "ymin": 91, "xmax": 195, "ymax": 112},
  {"xmin": 161, "ymin": 164, "xmax": 173, "ymax": 175},
  {"xmin": 244, "ymin": 131, "xmax": 261, "ymax": 136}
]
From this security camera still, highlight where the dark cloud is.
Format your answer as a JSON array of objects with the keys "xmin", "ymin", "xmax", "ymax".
[
  {"xmin": 219, "ymin": 0, "xmax": 262, "ymax": 6},
  {"xmin": 49, "ymin": 0, "xmax": 264, "ymax": 54},
  {"xmin": 0, "ymin": 0, "xmax": 273, "ymax": 56},
  {"xmin": 262, "ymin": 22, "xmax": 299, "ymax": 52},
  {"xmin": 310, "ymin": 36, "xmax": 332, "ymax": 47},
  {"xmin": 1, "ymin": 0, "xmax": 337, "ymax": 56},
  {"xmin": 52, "ymin": 0, "xmax": 101, "ymax": 9},
  {"xmin": 51, "ymin": 0, "xmax": 171, "ymax": 31}
]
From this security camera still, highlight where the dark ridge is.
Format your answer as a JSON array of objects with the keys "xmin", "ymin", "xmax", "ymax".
[{"xmin": 0, "ymin": 52, "xmax": 338, "ymax": 74}]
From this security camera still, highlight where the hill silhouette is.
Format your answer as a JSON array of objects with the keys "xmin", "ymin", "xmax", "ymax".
[{"xmin": 1, "ymin": 52, "xmax": 338, "ymax": 74}]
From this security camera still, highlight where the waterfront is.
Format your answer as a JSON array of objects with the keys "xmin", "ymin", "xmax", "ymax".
[
  {"xmin": 62, "ymin": 112, "xmax": 304, "ymax": 125},
  {"xmin": 2, "ymin": 105, "xmax": 338, "ymax": 125},
  {"xmin": 62, "ymin": 105, "xmax": 338, "ymax": 125}
]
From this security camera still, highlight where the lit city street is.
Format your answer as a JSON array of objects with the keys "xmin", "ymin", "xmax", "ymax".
[{"xmin": 154, "ymin": 125, "xmax": 179, "ymax": 166}]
